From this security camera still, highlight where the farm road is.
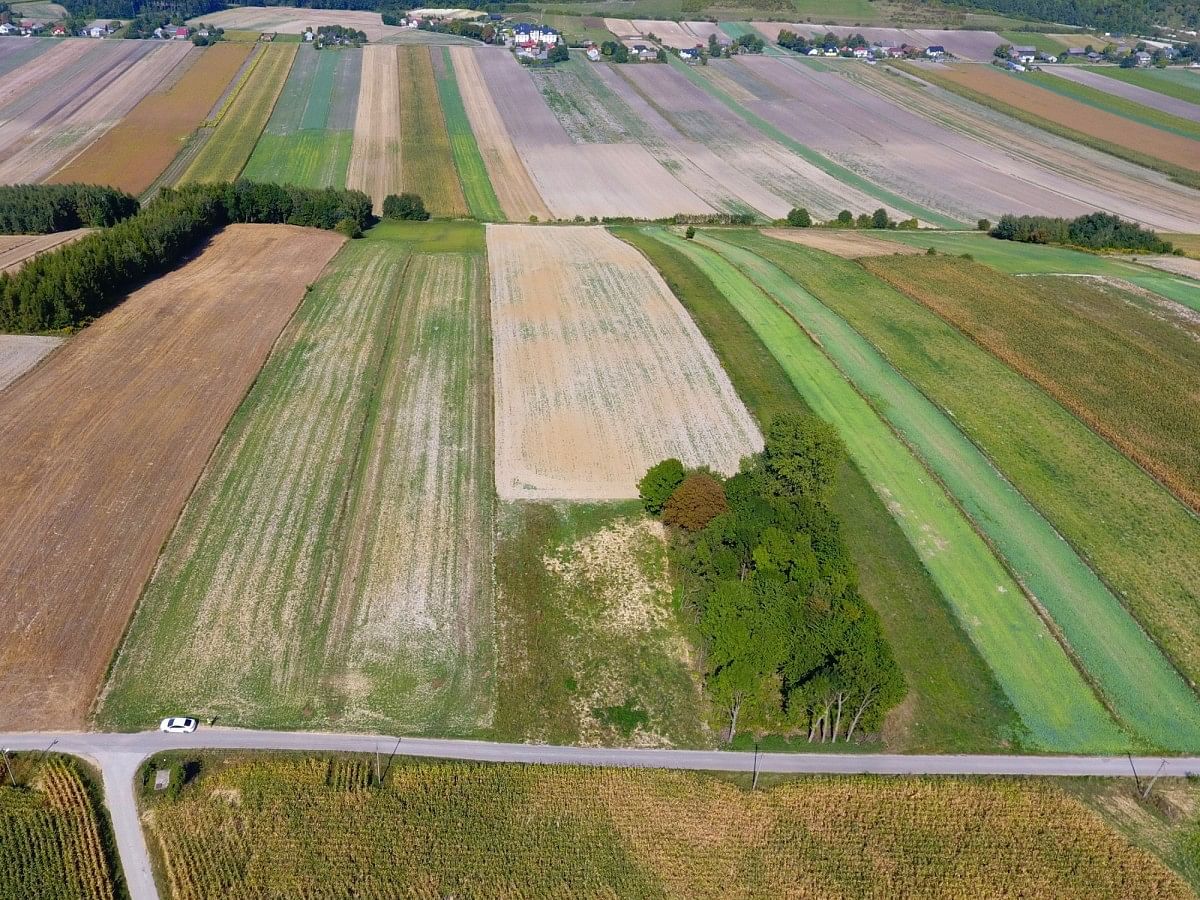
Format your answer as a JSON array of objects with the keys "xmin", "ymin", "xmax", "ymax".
[{"xmin": 3, "ymin": 729, "xmax": 1199, "ymax": 900}]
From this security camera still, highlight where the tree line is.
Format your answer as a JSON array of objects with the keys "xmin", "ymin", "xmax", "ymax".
[
  {"xmin": 990, "ymin": 212, "xmax": 1175, "ymax": 253},
  {"xmin": 0, "ymin": 184, "xmax": 139, "ymax": 235},
  {"xmin": 0, "ymin": 181, "xmax": 373, "ymax": 334},
  {"xmin": 638, "ymin": 414, "xmax": 905, "ymax": 744},
  {"xmin": 937, "ymin": 0, "xmax": 1189, "ymax": 34}
]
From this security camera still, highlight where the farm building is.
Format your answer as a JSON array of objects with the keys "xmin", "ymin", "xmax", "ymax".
[
  {"xmin": 1011, "ymin": 45, "xmax": 1036, "ymax": 63},
  {"xmin": 926, "ymin": 44, "xmax": 946, "ymax": 57}
]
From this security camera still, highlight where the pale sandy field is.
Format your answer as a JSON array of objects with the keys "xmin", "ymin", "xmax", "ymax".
[
  {"xmin": 347, "ymin": 45, "xmax": 403, "ymax": 210},
  {"xmin": 761, "ymin": 227, "xmax": 927, "ymax": 257},
  {"xmin": 189, "ymin": 7, "xmax": 406, "ymax": 42},
  {"xmin": 0, "ymin": 335, "xmax": 61, "ymax": 392},
  {"xmin": 0, "ymin": 229, "xmax": 90, "ymax": 273},
  {"xmin": 489, "ymin": 224, "xmax": 761, "ymax": 500}
]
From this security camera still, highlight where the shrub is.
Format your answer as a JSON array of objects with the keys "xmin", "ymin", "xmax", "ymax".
[
  {"xmin": 871, "ymin": 208, "xmax": 890, "ymax": 229},
  {"xmin": 685, "ymin": 225, "xmax": 696, "ymax": 239},
  {"xmin": 977, "ymin": 218, "xmax": 991, "ymax": 231},
  {"xmin": 638, "ymin": 458, "xmax": 685, "ymax": 514},
  {"xmin": 855, "ymin": 213, "xmax": 872, "ymax": 229},
  {"xmin": 335, "ymin": 218, "xmax": 362, "ymax": 238},
  {"xmin": 663, "ymin": 472, "xmax": 728, "ymax": 531},
  {"xmin": 836, "ymin": 210, "xmax": 853, "ymax": 226},
  {"xmin": 786, "ymin": 207, "xmax": 812, "ymax": 228},
  {"xmin": 382, "ymin": 192, "xmax": 430, "ymax": 221}
]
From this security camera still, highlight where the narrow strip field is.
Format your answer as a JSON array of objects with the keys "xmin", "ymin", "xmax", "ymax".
[
  {"xmin": 1040, "ymin": 65, "xmax": 1200, "ymax": 125},
  {"xmin": 645, "ymin": 227, "xmax": 1123, "ymax": 752},
  {"xmin": 488, "ymin": 225, "xmax": 760, "ymax": 501},
  {"xmin": 397, "ymin": 47, "xmax": 466, "ymax": 217},
  {"xmin": 0, "ymin": 335, "xmax": 60, "ymax": 392},
  {"xmin": 1020, "ymin": 70, "xmax": 1200, "ymax": 141},
  {"xmin": 101, "ymin": 223, "xmax": 494, "ymax": 735},
  {"xmin": 434, "ymin": 48, "xmax": 503, "ymax": 221},
  {"xmin": 48, "ymin": 43, "xmax": 249, "ymax": 195},
  {"xmin": 347, "ymin": 45, "xmax": 402, "ymax": 210},
  {"xmin": 243, "ymin": 45, "xmax": 360, "ymax": 188},
  {"xmin": 0, "ymin": 228, "xmax": 90, "ymax": 273},
  {"xmin": 0, "ymin": 225, "xmax": 343, "ymax": 731},
  {"xmin": 181, "ymin": 43, "xmax": 297, "ymax": 184},
  {"xmin": 1084, "ymin": 65, "xmax": 1200, "ymax": 106}
]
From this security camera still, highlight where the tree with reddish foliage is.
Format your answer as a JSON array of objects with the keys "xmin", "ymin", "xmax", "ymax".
[{"xmin": 663, "ymin": 472, "xmax": 728, "ymax": 531}]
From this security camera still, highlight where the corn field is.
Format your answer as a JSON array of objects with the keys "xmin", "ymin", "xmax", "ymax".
[
  {"xmin": 0, "ymin": 757, "xmax": 117, "ymax": 900},
  {"xmin": 148, "ymin": 757, "xmax": 1189, "ymax": 899}
]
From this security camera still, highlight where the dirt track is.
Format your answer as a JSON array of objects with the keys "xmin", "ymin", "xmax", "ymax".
[{"xmin": 0, "ymin": 225, "xmax": 343, "ymax": 731}]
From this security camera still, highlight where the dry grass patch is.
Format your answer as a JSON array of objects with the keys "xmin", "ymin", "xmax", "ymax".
[
  {"xmin": 347, "ymin": 45, "xmax": 402, "ymax": 210},
  {"xmin": 489, "ymin": 225, "xmax": 760, "ymax": 500},
  {"xmin": 760, "ymin": 227, "xmax": 924, "ymax": 258}
]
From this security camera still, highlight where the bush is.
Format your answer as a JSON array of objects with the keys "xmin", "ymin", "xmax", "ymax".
[
  {"xmin": 334, "ymin": 218, "xmax": 362, "ymax": 238},
  {"xmin": 382, "ymin": 192, "xmax": 430, "ymax": 221},
  {"xmin": 977, "ymin": 218, "xmax": 991, "ymax": 231},
  {"xmin": 855, "ymin": 213, "xmax": 872, "ymax": 229},
  {"xmin": 871, "ymin": 208, "xmax": 890, "ymax": 229},
  {"xmin": 638, "ymin": 458, "xmax": 685, "ymax": 514},
  {"xmin": 786, "ymin": 207, "xmax": 812, "ymax": 228},
  {"xmin": 836, "ymin": 210, "xmax": 853, "ymax": 226},
  {"xmin": 684, "ymin": 225, "xmax": 696, "ymax": 239},
  {"xmin": 663, "ymin": 472, "xmax": 728, "ymax": 531},
  {"xmin": 990, "ymin": 211, "xmax": 1172, "ymax": 253}
]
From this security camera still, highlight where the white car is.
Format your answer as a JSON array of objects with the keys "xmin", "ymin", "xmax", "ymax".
[{"xmin": 159, "ymin": 717, "xmax": 198, "ymax": 734}]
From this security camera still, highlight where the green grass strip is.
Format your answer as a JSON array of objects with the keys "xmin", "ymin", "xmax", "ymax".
[
  {"xmin": 716, "ymin": 229, "xmax": 1200, "ymax": 751},
  {"xmin": 1025, "ymin": 70, "xmax": 1200, "ymax": 141},
  {"xmin": 647, "ymin": 226, "xmax": 1125, "ymax": 752},
  {"xmin": 666, "ymin": 54, "xmax": 964, "ymax": 228},
  {"xmin": 435, "ymin": 47, "xmax": 504, "ymax": 222}
]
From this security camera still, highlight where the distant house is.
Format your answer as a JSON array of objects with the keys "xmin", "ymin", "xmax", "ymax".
[
  {"xmin": 303, "ymin": 29, "xmax": 314, "ymax": 41},
  {"xmin": 926, "ymin": 44, "xmax": 945, "ymax": 57},
  {"xmin": 1067, "ymin": 47, "xmax": 1085, "ymax": 56},
  {"xmin": 1006, "ymin": 60, "xmax": 1026, "ymax": 71},
  {"xmin": 1134, "ymin": 50, "xmax": 1152, "ymax": 66},
  {"xmin": 852, "ymin": 46, "xmax": 869, "ymax": 58},
  {"xmin": 1010, "ymin": 45, "xmax": 1036, "ymax": 63},
  {"xmin": 806, "ymin": 47, "xmax": 821, "ymax": 56},
  {"xmin": 585, "ymin": 45, "xmax": 600, "ymax": 61},
  {"xmin": 173, "ymin": 26, "xmax": 189, "ymax": 39},
  {"xmin": 0, "ymin": 22, "xmax": 16, "ymax": 34},
  {"xmin": 679, "ymin": 46, "xmax": 700, "ymax": 61},
  {"xmin": 51, "ymin": 24, "xmax": 68, "ymax": 36},
  {"xmin": 1086, "ymin": 50, "xmax": 1101, "ymax": 60},
  {"xmin": 511, "ymin": 22, "xmax": 559, "ymax": 46},
  {"xmin": 823, "ymin": 44, "xmax": 838, "ymax": 56}
]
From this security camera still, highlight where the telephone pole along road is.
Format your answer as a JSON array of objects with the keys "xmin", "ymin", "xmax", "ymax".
[{"xmin": 3, "ymin": 728, "xmax": 1199, "ymax": 900}]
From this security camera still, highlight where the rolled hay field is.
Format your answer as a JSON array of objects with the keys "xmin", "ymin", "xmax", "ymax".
[
  {"xmin": 397, "ymin": 47, "xmax": 466, "ymax": 216},
  {"xmin": 647, "ymin": 227, "xmax": 1124, "ymax": 753},
  {"xmin": 181, "ymin": 43, "xmax": 297, "ymax": 184},
  {"xmin": 0, "ymin": 334, "xmax": 61, "ymax": 392},
  {"xmin": 243, "ymin": 44, "xmax": 360, "ymax": 189},
  {"xmin": 433, "ymin": 47, "xmax": 503, "ymax": 221},
  {"xmin": 0, "ymin": 228, "xmax": 90, "ymax": 273},
  {"xmin": 0, "ymin": 225, "xmax": 344, "ymax": 731},
  {"xmin": 448, "ymin": 47, "xmax": 550, "ymax": 221},
  {"xmin": 0, "ymin": 755, "xmax": 120, "ymax": 900},
  {"xmin": 144, "ymin": 758, "xmax": 1192, "ymax": 900},
  {"xmin": 1041, "ymin": 65, "xmax": 1200, "ymax": 124},
  {"xmin": 0, "ymin": 39, "xmax": 192, "ymax": 186},
  {"xmin": 716, "ymin": 231, "xmax": 1200, "ymax": 751},
  {"xmin": 488, "ymin": 224, "xmax": 761, "ymax": 501},
  {"xmin": 100, "ymin": 225, "xmax": 495, "ymax": 734},
  {"xmin": 47, "ymin": 42, "xmax": 250, "ymax": 195}
]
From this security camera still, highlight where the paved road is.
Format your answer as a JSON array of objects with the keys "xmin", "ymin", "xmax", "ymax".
[{"xmin": 4, "ymin": 728, "xmax": 1199, "ymax": 900}]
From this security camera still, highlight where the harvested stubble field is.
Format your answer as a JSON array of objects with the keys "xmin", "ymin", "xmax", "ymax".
[
  {"xmin": 0, "ymin": 36, "xmax": 53, "ymax": 79},
  {"xmin": 0, "ymin": 756, "xmax": 120, "ymax": 900},
  {"xmin": 0, "ymin": 39, "xmax": 191, "ymax": 186},
  {"xmin": 0, "ymin": 334, "xmax": 61, "ymax": 392},
  {"xmin": 0, "ymin": 228, "xmax": 90, "ymax": 273},
  {"xmin": 101, "ymin": 226, "xmax": 494, "ymax": 734},
  {"xmin": 1042, "ymin": 65, "xmax": 1200, "ymax": 124},
  {"xmin": 243, "ymin": 45, "xmax": 360, "ymax": 188},
  {"xmin": 181, "ymin": 43, "xmax": 297, "ymax": 184},
  {"xmin": 434, "ymin": 47, "xmax": 503, "ymax": 221},
  {"xmin": 759, "ymin": 227, "xmax": 924, "ymax": 257},
  {"xmin": 0, "ymin": 225, "xmax": 343, "ymax": 731},
  {"xmin": 346, "ymin": 45, "xmax": 402, "ymax": 210},
  {"xmin": 397, "ymin": 47, "xmax": 466, "ymax": 216},
  {"xmin": 49, "ymin": 42, "xmax": 250, "ymax": 195},
  {"xmin": 145, "ymin": 757, "xmax": 1191, "ymax": 899},
  {"xmin": 649, "ymin": 227, "xmax": 1124, "ymax": 752},
  {"xmin": 189, "ymin": 7, "xmax": 408, "ymax": 42},
  {"xmin": 494, "ymin": 502, "xmax": 709, "ymax": 747},
  {"xmin": 449, "ymin": 48, "xmax": 550, "ymax": 221},
  {"xmin": 488, "ymin": 225, "xmax": 760, "ymax": 501}
]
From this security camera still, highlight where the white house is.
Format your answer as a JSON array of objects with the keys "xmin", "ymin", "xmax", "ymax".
[
  {"xmin": 0, "ymin": 22, "xmax": 17, "ymax": 34},
  {"xmin": 511, "ymin": 22, "xmax": 559, "ymax": 46},
  {"xmin": 585, "ymin": 45, "xmax": 600, "ymax": 61},
  {"xmin": 679, "ymin": 46, "xmax": 700, "ymax": 60},
  {"xmin": 1011, "ymin": 44, "xmax": 1035, "ymax": 63},
  {"xmin": 926, "ymin": 44, "xmax": 946, "ymax": 57},
  {"xmin": 852, "ymin": 46, "xmax": 869, "ymax": 58}
]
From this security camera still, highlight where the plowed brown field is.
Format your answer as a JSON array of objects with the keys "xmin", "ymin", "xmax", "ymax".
[
  {"xmin": 347, "ymin": 45, "xmax": 402, "ymax": 210},
  {"xmin": 489, "ymin": 225, "xmax": 760, "ymax": 500},
  {"xmin": 0, "ymin": 335, "xmax": 61, "ymax": 392},
  {"xmin": 0, "ymin": 224, "xmax": 343, "ymax": 730}
]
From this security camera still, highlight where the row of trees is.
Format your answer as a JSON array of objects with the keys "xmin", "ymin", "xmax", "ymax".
[
  {"xmin": 990, "ymin": 212, "xmax": 1175, "ymax": 253},
  {"xmin": 784, "ymin": 206, "xmax": 919, "ymax": 230},
  {"xmin": 0, "ymin": 181, "xmax": 373, "ymax": 334},
  {"xmin": 639, "ymin": 414, "xmax": 905, "ymax": 744},
  {"xmin": 777, "ymin": 29, "xmax": 868, "ymax": 53},
  {"xmin": 0, "ymin": 184, "xmax": 139, "ymax": 234}
]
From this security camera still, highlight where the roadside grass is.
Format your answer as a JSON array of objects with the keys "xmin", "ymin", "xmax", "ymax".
[
  {"xmin": 1025, "ymin": 70, "xmax": 1200, "ymax": 141},
  {"xmin": 434, "ymin": 47, "xmax": 504, "ymax": 221},
  {"xmin": 398, "ymin": 47, "xmax": 467, "ymax": 217},
  {"xmin": 1084, "ymin": 65, "xmax": 1200, "ymax": 105},
  {"xmin": 723, "ymin": 230, "xmax": 1200, "ymax": 749},
  {"xmin": 493, "ymin": 501, "xmax": 710, "ymax": 748},
  {"xmin": 182, "ymin": 44, "xmax": 296, "ymax": 184},
  {"xmin": 612, "ymin": 225, "xmax": 1023, "ymax": 755}
]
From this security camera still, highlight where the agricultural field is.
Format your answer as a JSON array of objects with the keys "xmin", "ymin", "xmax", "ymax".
[
  {"xmin": 143, "ymin": 756, "xmax": 1191, "ymax": 899},
  {"xmin": 1022, "ymin": 69, "xmax": 1200, "ymax": 141},
  {"xmin": 243, "ymin": 45, "xmax": 360, "ymax": 189},
  {"xmin": 0, "ymin": 228, "xmax": 90, "ymax": 273},
  {"xmin": 754, "ymin": 22, "xmax": 1005, "ymax": 59},
  {"xmin": 49, "ymin": 42, "xmax": 250, "ymax": 195},
  {"xmin": 100, "ymin": 223, "xmax": 494, "ymax": 734},
  {"xmin": 488, "ymin": 224, "xmax": 760, "ymax": 501},
  {"xmin": 433, "ymin": 47, "xmax": 504, "ymax": 220},
  {"xmin": 1042, "ymin": 64, "xmax": 1200, "ymax": 122},
  {"xmin": 188, "ymin": 7, "xmax": 409, "ymax": 42},
  {"xmin": 0, "ymin": 334, "xmax": 60, "ymax": 392},
  {"xmin": 397, "ymin": 47, "xmax": 466, "ymax": 216},
  {"xmin": 181, "ymin": 43, "xmax": 297, "ymax": 184},
  {"xmin": 0, "ymin": 755, "xmax": 121, "ymax": 900},
  {"xmin": 0, "ymin": 225, "xmax": 343, "ymax": 731},
  {"xmin": 644, "ymin": 226, "xmax": 1124, "ymax": 752},
  {"xmin": 346, "ymin": 44, "xmax": 402, "ymax": 209},
  {"xmin": 760, "ymin": 226, "xmax": 924, "ymax": 257},
  {"xmin": 0, "ymin": 36, "xmax": 54, "ymax": 79},
  {"xmin": 0, "ymin": 40, "xmax": 193, "ymax": 186},
  {"xmin": 1084, "ymin": 65, "xmax": 1200, "ymax": 105},
  {"xmin": 494, "ymin": 502, "xmax": 710, "ymax": 747}
]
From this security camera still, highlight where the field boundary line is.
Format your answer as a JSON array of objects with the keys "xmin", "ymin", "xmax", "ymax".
[{"xmin": 204, "ymin": 42, "xmax": 266, "ymax": 127}]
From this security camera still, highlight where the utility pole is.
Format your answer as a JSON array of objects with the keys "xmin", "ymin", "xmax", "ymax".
[
  {"xmin": 1141, "ymin": 760, "xmax": 1167, "ymax": 801},
  {"xmin": 751, "ymin": 742, "xmax": 760, "ymax": 791},
  {"xmin": 1, "ymin": 748, "xmax": 16, "ymax": 788},
  {"xmin": 380, "ymin": 737, "xmax": 402, "ymax": 785}
]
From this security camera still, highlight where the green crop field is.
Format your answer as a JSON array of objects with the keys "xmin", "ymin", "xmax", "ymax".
[
  {"xmin": 141, "ymin": 754, "xmax": 1191, "ymax": 899},
  {"xmin": 612, "ymin": 226, "xmax": 1018, "ymax": 753},
  {"xmin": 398, "ymin": 48, "xmax": 466, "ymax": 217},
  {"xmin": 1025, "ymin": 71, "xmax": 1200, "ymax": 141},
  {"xmin": 182, "ymin": 44, "xmax": 297, "ymax": 184},
  {"xmin": 701, "ymin": 231, "xmax": 1200, "ymax": 751},
  {"xmin": 434, "ymin": 48, "xmax": 503, "ymax": 221},
  {"xmin": 243, "ymin": 46, "xmax": 360, "ymax": 188},
  {"xmin": 724, "ymin": 230, "xmax": 1200, "ymax": 744},
  {"xmin": 875, "ymin": 231, "xmax": 1200, "ymax": 310},
  {"xmin": 494, "ymin": 501, "xmax": 710, "ymax": 747},
  {"xmin": 641, "ymin": 227, "xmax": 1123, "ymax": 753},
  {"xmin": 99, "ymin": 224, "xmax": 495, "ymax": 734},
  {"xmin": 0, "ymin": 755, "xmax": 121, "ymax": 900},
  {"xmin": 999, "ymin": 30, "xmax": 1068, "ymax": 54},
  {"xmin": 1085, "ymin": 65, "xmax": 1200, "ymax": 105}
]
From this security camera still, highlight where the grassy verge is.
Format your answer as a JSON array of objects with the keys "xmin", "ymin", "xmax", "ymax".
[
  {"xmin": 434, "ymin": 47, "xmax": 504, "ymax": 221},
  {"xmin": 612, "ymin": 225, "xmax": 1019, "ymax": 753}
]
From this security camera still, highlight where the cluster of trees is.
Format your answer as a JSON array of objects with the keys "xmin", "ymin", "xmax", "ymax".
[
  {"xmin": 990, "ymin": 212, "xmax": 1175, "ymax": 253},
  {"xmin": 314, "ymin": 24, "xmax": 367, "ymax": 45},
  {"xmin": 414, "ymin": 17, "xmax": 493, "ymax": 42},
  {"xmin": 61, "ymin": 0, "xmax": 217, "ymax": 22},
  {"xmin": 0, "ymin": 181, "xmax": 373, "ymax": 334},
  {"xmin": 640, "ymin": 415, "xmax": 905, "ymax": 744},
  {"xmin": 777, "ymin": 30, "xmax": 870, "ymax": 54},
  {"xmin": 382, "ymin": 192, "xmax": 429, "ymax": 221},
  {"xmin": 784, "ymin": 206, "xmax": 919, "ymax": 230},
  {"xmin": 0, "ymin": 184, "xmax": 139, "ymax": 234},
  {"xmin": 938, "ymin": 0, "xmax": 1190, "ymax": 34}
]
